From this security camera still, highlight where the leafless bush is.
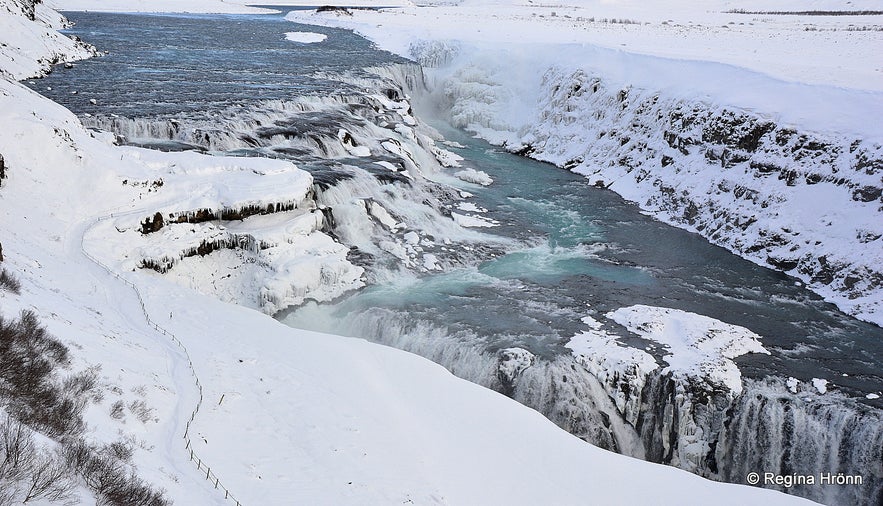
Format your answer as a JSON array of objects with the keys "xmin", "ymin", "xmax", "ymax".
[
  {"xmin": 128, "ymin": 400, "xmax": 155, "ymax": 424},
  {"xmin": 63, "ymin": 366, "xmax": 101, "ymax": 401},
  {"xmin": 0, "ymin": 268, "xmax": 21, "ymax": 294},
  {"xmin": 0, "ymin": 302, "xmax": 169, "ymax": 505},
  {"xmin": 0, "ymin": 415, "xmax": 76, "ymax": 505},
  {"xmin": 727, "ymin": 9, "xmax": 883, "ymax": 15},
  {"xmin": 20, "ymin": 449, "xmax": 76, "ymax": 504},
  {"xmin": 80, "ymin": 448, "xmax": 169, "ymax": 506},
  {"xmin": 109, "ymin": 400, "xmax": 125, "ymax": 420},
  {"xmin": 0, "ymin": 417, "xmax": 36, "ymax": 482},
  {"xmin": 105, "ymin": 441, "xmax": 134, "ymax": 463},
  {"xmin": 0, "ymin": 310, "xmax": 86, "ymax": 436}
]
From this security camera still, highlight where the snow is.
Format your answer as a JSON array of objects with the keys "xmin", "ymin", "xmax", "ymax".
[
  {"xmin": 456, "ymin": 201, "xmax": 486, "ymax": 213},
  {"xmin": 284, "ymin": 31, "xmax": 327, "ymax": 44},
  {"xmin": 787, "ymin": 376, "xmax": 800, "ymax": 394},
  {"xmin": 608, "ymin": 305, "xmax": 770, "ymax": 394},
  {"xmin": 0, "ymin": 0, "xmax": 95, "ymax": 79},
  {"xmin": 0, "ymin": 1, "xmax": 827, "ymax": 504},
  {"xmin": 451, "ymin": 211, "xmax": 499, "ymax": 228},
  {"xmin": 286, "ymin": 0, "xmax": 883, "ymax": 93},
  {"xmin": 497, "ymin": 347, "xmax": 536, "ymax": 384},
  {"xmin": 566, "ymin": 315, "xmax": 659, "ymax": 424},
  {"xmin": 566, "ymin": 306, "xmax": 772, "ymax": 422}
]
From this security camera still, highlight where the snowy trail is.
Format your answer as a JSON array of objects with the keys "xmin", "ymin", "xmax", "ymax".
[{"xmin": 78, "ymin": 208, "xmax": 243, "ymax": 505}]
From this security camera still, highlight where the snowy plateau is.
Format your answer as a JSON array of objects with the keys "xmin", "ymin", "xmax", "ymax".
[{"xmin": 0, "ymin": 1, "xmax": 879, "ymax": 506}]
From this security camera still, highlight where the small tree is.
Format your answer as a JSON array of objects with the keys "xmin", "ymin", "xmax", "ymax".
[{"xmin": 21, "ymin": 449, "xmax": 76, "ymax": 503}]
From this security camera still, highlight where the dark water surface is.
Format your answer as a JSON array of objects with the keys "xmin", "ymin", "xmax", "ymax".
[{"xmin": 30, "ymin": 9, "xmax": 408, "ymax": 117}]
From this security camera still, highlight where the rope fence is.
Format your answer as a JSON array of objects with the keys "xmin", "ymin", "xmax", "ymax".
[{"xmin": 81, "ymin": 212, "xmax": 244, "ymax": 506}]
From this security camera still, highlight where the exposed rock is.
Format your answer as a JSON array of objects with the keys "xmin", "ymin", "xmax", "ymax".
[
  {"xmin": 140, "ymin": 212, "xmax": 164, "ymax": 235},
  {"xmin": 497, "ymin": 347, "xmax": 536, "ymax": 396},
  {"xmin": 852, "ymin": 185, "xmax": 882, "ymax": 203}
]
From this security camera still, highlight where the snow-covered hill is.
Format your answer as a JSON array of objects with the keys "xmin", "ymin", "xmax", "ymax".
[
  {"xmin": 0, "ymin": 1, "xmax": 819, "ymax": 505},
  {"xmin": 0, "ymin": 0, "xmax": 96, "ymax": 79}
]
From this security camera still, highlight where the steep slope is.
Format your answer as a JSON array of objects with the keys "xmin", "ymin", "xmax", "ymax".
[{"xmin": 0, "ymin": 0, "xmax": 95, "ymax": 79}]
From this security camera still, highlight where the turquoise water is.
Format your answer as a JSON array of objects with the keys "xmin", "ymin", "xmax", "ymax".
[{"xmin": 285, "ymin": 122, "xmax": 883, "ymax": 400}]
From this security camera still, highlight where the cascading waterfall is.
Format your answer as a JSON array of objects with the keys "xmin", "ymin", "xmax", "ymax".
[{"xmin": 718, "ymin": 378, "xmax": 883, "ymax": 505}]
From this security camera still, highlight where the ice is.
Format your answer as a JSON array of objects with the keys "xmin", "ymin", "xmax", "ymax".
[
  {"xmin": 454, "ymin": 167, "xmax": 493, "ymax": 186},
  {"xmin": 285, "ymin": 31, "xmax": 327, "ymax": 44}
]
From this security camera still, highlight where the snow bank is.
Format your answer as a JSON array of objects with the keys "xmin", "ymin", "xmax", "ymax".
[
  {"xmin": 0, "ymin": 0, "xmax": 96, "ymax": 79},
  {"xmin": 566, "ymin": 315, "xmax": 659, "ymax": 424},
  {"xmin": 608, "ymin": 305, "xmax": 769, "ymax": 394}
]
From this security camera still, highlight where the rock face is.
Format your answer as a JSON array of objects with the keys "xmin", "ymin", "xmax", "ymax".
[
  {"xmin": 17, "ymin": 0, "xmax": 39, "ymax": 21},
  {"xmin": 435, "ymin": 63, "xmax": 883, "ymax": 324}
]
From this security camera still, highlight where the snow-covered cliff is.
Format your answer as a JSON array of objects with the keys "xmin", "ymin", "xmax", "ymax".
[
  {"xmin": 0, "ymin": 0, "xmax": 96, "ymax": 79},
  {"xmin": 429, "ymin": 54, "xmax": 883, "ymax": 324}
]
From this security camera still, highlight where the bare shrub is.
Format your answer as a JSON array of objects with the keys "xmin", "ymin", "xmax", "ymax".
[
  {"xmin": 20, "ymin": 449, "xmax": 76, "ymax": 504},
  {"xmin": 82, "ymin": 450, "xmax": 169, "ymax": 506},
  {"xmin": 0, "ymin": 310, "xmax": 85, "ymax": 436},
  {"xmin": 105, "ymin": 441, "xmax": 134, "ymax": 463},
  {"xmin": 63, "ymin": 367, "xmax": 100, "ymax": 398},
  {"xmin": 0, "ymin": 306, "xmax": 168, "ymax": 505},
  {"xmin": 128, "ymin": 400, "xmax": 155, "ymax": 424},
  {"xmin": 0, "ymin": 269, "xmax": 20, "ymax": 294},
  {"xmin": 109, "ymin": 400, "xmax": 125, "ymax": 420},
  {"xmin": 0, "ymin": 416, "xmax": 36, "ymax": 482},
  {"xmin": 61, "ymin": 439, "xmax": 92, "ymax": 472},
  {"xmin": 1, "ymin": 415, "xmax": 76, "ymax": 505}
]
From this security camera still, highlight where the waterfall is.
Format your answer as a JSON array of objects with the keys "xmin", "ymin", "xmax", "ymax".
[{"xmin": 718, "ymin": 378, "xmax": 883, "ymax": 505}]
